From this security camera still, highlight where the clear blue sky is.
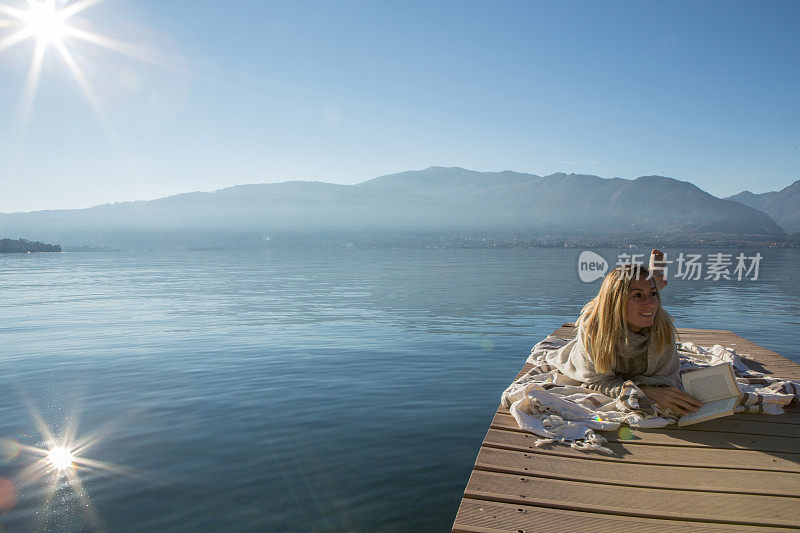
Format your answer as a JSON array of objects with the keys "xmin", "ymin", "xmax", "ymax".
[{"xmin": 1, "ymin": 0, "xmax": 798, "ymax": 212}]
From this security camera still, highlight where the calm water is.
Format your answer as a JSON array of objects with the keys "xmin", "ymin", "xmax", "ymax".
[{"xmin": 1, "ymin": 248, "xmax": 798, "ymax": 531}]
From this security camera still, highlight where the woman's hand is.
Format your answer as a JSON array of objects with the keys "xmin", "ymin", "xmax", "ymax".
[
  {"xmin": 640, "ymin": 386, "xmax": 703, "ymax": 415},
  {"xmin": 649, "ymin": 249, "xmax": 668, "ymax": 290}
]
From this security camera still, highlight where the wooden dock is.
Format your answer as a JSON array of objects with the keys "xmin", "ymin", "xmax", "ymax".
[{"xmin": 453, "ymin": 325, "xmax": 800, "ymax": 532}]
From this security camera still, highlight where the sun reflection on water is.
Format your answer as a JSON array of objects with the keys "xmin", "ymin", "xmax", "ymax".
[
  {"xmin": 46, "ymin": 445, "xmax": 75, "ymax": 472},
  {"xmin": 2, "ymin": 397, "xmax": 141, "ymax": 531}
]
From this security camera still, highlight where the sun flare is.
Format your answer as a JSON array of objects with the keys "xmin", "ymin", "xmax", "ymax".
[
  {"xmin": 1, "ymin": 0, "xmax": 181, "ymax": 133},
  {"xmin": 47, "ymin": 445, "xmax": 75, "ymax": 471},
  {"xmin": 8, "ymin": 398, "xmax": 141, "ymax": 530},
  {"xmin": 21, "ymin": 1, "xmax": 68, "ymax": 44}
]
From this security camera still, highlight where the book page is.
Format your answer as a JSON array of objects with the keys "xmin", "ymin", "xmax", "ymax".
[
  {"xmin": 681, "ymin": 363, "xmax": 739, "ymax": 403},
  {"xmin": 678, "ymin": 396, "xmax": 739, "ymax": 426}
]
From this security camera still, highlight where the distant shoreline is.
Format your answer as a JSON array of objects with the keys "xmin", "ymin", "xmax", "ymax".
[
  {"xmin": 4, "ymin": 232, "xmax": 798, "ymax": 253},
  {"xmin": 0, "ymin": 238, "xmax": 61, "ymax": 253}
]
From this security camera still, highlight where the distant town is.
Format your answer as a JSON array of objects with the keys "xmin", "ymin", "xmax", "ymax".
[{"xmin": 4, "ymin": 231, "xmax": 795, "ymax": 253}]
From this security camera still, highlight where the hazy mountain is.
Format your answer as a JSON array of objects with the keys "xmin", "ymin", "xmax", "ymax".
[
  {"xmin": 359, "ymin": 167, "xmax": 784, "ymax": 235},
  {"xmin": 0, "ymin": 167, "xmax": 786, "ymax": 249},
  {"xmin": 726, "ymin": 180, "xmax": 800, "ymax": 233}
]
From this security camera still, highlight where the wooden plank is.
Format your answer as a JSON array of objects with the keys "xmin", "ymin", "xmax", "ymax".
[
  {"xmin": 743, "ymin": 362, "xmax": 800, "ymax": 371},
  {"xmin": 672, "ymin": 330, "xmax": 800, "ymax": 375},
  {"xmin": 482, "ymin": 428, "xmax": 800, "ymax": 472},
  {"xmin": 651, "ymin": 414, "xmax": 800, "ymax": 436},
  {"xmin": 677, "ymin": 328, "xmax": 729, "ymax": 333},
  {"xmin": 513, "ymin": 363, "xmax": 533, "ymax": 381},
  {"xmin": 745, "ymin": 370, "xmax": 800, "ymax": 381},
  {"xmin": 490, "ymin": 412, "xmax": 800, "ymax": 454},
  {"xmin": 664, "ymin": 419, "xmax": 800, "ymax": 438},
  {"xmin": 463, "ymin": 470, "xmax": 800, "ymax": 528},
  {"xmin": 454, "ymin": 325, "xmax": 800, "ymax": 532},
  {"xmin": 728, "ymin": 410, "xmax": 800, "ymax": 424},
  {"xmin": 474, "ymin": 447, "xmax": 800, "ymax": 497},
  {"xmin": 740, "ymin": 363, "xmax": 800, "ymax": 373},
  {"xmin": 453, "ymin": 498, "xmax": 788, "ymax": 533},
  {"xmin": 743, "ymin": 363, "xmax": 800, "ymax": 374}
]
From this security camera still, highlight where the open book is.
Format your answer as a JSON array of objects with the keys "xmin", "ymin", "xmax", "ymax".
[{"xmin": 677, "ymin": 362, "xmax": 742, "ymax": 427}]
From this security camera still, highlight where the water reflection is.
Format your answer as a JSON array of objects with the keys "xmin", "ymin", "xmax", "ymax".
[{"xmin": 0, "ymin": 248, "xmax": 797, "ymax": 530}]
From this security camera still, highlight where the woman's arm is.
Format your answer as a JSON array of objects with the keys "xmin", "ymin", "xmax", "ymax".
[
  {"xmin": 635, "ymin": 346, "xmax": 703, "ymax": 414},
  {"xmin": 582, "ymin": 374, "xmax": 627, "ymax": 398},
  {"xmin": 639, "ymin": 386, "xmax": 703, "ymax": 415}
]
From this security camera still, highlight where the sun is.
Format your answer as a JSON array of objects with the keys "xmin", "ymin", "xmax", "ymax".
[
  {"xmin": 21, "ymin": 0, "xmax": 68, "ymax": 44},
  {"xmin": 47, "ymin": 445, "xmax": 75, "ymax": 471},
  {"xmin": 0, "ymin": 0, "xmax": 179, "ymax": 132},
  {"xmin": 8, "ymin": 397, "xmax": 139, "ymax": 530}
]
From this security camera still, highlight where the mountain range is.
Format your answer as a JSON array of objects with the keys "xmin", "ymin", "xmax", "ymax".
[
  {"xmin": 725, "ymin": 180, "xmax": 800, "ymax": 234},
  {"xmin": 0, "ymin": 167, "xmax": 795, "ymax": 249}
]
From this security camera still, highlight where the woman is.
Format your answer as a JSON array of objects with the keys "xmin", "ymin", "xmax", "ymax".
[{"xmin": 546, "ymin": 250, "xmax": 703, "ymax": 415}]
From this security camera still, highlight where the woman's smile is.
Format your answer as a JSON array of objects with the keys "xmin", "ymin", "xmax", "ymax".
[{"xmin": 626, "ymin": 277, "xmax": 659, "ymax": 332}]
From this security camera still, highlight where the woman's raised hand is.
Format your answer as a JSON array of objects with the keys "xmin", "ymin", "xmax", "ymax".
[
  {"xmin": 649, "ymin": 249, "xmax": 668, "ymax": 290},
  {"xmin": 640, "ymin": 386, "xmax": 703, "ymax": 415}
]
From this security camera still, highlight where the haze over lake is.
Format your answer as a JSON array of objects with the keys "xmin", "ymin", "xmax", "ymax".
[
  {"xmin": 2, "ymin": 167, "xmax": 793, "ymax": 252},
  {"xmin": 1, "ymin": 248, "xmax": 798, "ymax": 531}
]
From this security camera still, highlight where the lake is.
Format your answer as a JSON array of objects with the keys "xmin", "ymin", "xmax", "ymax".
[{"xmin": 1, "ymin": 248, "xmax": 798, "ymax": 531}]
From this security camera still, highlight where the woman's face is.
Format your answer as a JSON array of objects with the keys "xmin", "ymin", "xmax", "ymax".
[{"xmin": 625, "ymin": 277, "xmax": 659, "ymax": 332}]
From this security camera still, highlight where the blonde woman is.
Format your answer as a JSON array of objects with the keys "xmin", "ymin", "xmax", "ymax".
[{"xmin": 546, "ymin": 250, "xmax": 703, "ymax": 415}]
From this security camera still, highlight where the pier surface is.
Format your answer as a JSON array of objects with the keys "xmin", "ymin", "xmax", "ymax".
[{"xmin": 453, "ymin": 325, "xmax": 800, "ymax": 532}]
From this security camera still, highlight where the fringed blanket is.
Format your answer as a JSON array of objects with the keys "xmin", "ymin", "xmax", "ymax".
[{"xmin": 501, "ymin": 336, "xmax": 800, "ymax": 454}]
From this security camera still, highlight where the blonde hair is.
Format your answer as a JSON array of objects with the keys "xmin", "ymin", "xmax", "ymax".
[{"xmin": 577, "ymin": 264, "xmax": 676, "ymax": 373}]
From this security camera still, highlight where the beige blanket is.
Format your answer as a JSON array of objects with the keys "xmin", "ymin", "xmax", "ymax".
[{"xmin": 501, "ymin": 336, "xmax": 799, "ymax": 453}]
